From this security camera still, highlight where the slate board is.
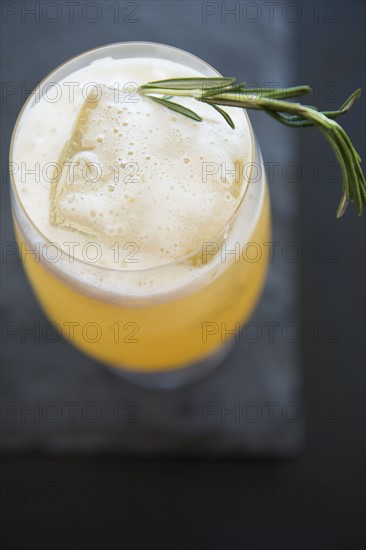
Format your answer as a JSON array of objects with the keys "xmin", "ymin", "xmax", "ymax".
[{"xmin": 0, "ymin": 2, "xmax": 304, "ymax": 456}]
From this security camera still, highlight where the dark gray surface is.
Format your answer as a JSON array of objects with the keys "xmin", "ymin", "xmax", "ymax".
[
  {"xmin": 0, "ymin": 1, "xmax": 303, "ymax": 454},
  {"xmin": 1, "ymin": 2, "xmax": 365, "ymax": 550}
]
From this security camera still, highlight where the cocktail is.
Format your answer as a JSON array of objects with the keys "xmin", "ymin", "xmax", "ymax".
[{"xmin": 10, "ymin": 42, "xmax": 271, "ymax": 386}]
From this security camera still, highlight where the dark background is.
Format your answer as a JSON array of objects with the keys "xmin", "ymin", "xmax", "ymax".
[{"xmin": 1, "ymin": 1, "xmax": 365, "ymax": 549}]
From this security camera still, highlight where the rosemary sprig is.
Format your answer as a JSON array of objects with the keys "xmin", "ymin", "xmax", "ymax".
[{"xmin": 139, "ymin": 78, "xmax": 365, "ymax": 217}]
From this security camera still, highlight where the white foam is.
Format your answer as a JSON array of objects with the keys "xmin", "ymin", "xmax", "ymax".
[{"xmin": 13, "ymin": 54, "xmax": 262, "ymax": 302}]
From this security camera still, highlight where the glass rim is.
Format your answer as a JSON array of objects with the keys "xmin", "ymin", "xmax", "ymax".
[{"xmin": 10, "ymin": 41, "xmax": 257, "ymax": 275}]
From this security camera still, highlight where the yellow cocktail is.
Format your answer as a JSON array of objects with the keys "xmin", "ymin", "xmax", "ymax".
[{"xmin": 10, "ymin": 43, "xmax": 270, "ymax": 384}]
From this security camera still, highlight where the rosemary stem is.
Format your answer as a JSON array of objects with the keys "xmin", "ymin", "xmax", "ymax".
[
  {"xmin": 140, "ymin": 87, "xmax": 202, "ymax": 98},
  {"xmin": 139, "ymin": 76, "xmax": 365, "ymax": 217}
]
